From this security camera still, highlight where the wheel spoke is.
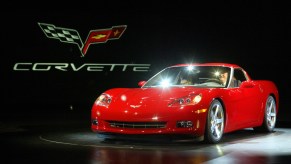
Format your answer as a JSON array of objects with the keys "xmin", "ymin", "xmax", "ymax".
[
  {"xmin": 210, "ymin": 110, "xmax": 214, "ymax": 119},
  {"xmin": 267, "ymin": 116, "xmax": 272, "ymax": 122},
  {"xmin": 270, "ymin": 100, "xmax": 274, "ymax": 109},
  {"xmin": 211, "ymin": 120, "xmax": 215, "ymax": 132},
  {"xmin": 216, "ymin": 118, "xmax": 223, "ymax": 124},
  {"xmin": 214, "ymin": 105, "xmax": 219, "ymax": 118},
  {"xmin": 270, "ymin": 112, "xmax": 276, "ymax": 117},
  {"xmin": 214, "ymin": 125, "xmax": 221, "ymax": 137}
]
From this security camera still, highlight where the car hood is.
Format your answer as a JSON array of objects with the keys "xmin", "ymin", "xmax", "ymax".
[
  {"xmin": 107, "ymin": 87, "xmax": 207, "ymax": 108},
  {"xmin": 98, "ymin": 87, "xmax": 213, "ymax": 121}
]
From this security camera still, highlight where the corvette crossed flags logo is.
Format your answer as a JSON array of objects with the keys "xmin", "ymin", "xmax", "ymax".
[{"xmin": 38, "ymin": 23, "xmax": 127, "ymax": 57}]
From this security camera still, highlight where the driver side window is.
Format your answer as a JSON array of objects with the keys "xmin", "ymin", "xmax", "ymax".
[{"xmin": 230, "ymin": 69, "xmax": 247, "ymax": 88}]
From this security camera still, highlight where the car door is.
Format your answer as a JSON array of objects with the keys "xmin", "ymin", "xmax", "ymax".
[{"xmin": 232, "ymin": 69, "xmax": 262, "ymax": 127}]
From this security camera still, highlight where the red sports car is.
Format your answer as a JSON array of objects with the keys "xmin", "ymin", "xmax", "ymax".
[{"xmin": 91, "ymin": 63, "xmax": 279, "ymax": 143}]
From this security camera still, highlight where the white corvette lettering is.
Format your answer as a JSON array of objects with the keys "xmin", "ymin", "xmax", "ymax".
[
  {"xmin": 13, "ymin": 63, "xmax": 151, "ymax": 72},
  {"xmin": 33, "ymin": 63, "xmax": 69, "ymax": 71}
]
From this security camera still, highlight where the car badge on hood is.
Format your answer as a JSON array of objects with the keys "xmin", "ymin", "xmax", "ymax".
[{"xmin": 130, "ymin": 105, "xmax": 141, "ymax": 109}]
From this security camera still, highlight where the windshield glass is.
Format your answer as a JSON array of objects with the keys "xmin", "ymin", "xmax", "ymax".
[{"xmin": 142, "ymin": 66, "xmax": 231, "ymax": 88}]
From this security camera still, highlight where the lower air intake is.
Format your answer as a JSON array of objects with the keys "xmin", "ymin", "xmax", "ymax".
[{"xmin": 108, "ymin": 121, "xmax": 166, "ymax": 129}]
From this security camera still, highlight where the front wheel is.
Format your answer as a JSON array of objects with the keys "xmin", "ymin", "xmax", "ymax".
[
  {"xmin": 254, "ymin": 96, "xmax": 277, "ymax": 132},
  {"xmin": 204, "ymin": 99, "xmax": 225, "ymax": 144}
]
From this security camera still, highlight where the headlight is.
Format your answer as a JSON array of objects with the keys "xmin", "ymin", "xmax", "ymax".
[
  {"xmin": 95, "ymin": 93, "xmax": 112, "ymax": 107},
  {"xmin": 168, "ymin": 94, "xmax": 202, "ymax": 107}
]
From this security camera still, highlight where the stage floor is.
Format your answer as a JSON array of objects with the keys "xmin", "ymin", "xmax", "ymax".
[{"xmin": 1, "ymin": 111, "xmax": 290, "ymax": 164}]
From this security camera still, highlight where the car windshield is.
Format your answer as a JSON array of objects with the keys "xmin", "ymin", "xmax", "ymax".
[{"xmin": 142, "ymin": 66, "xmax": 231, "ymax": 88}]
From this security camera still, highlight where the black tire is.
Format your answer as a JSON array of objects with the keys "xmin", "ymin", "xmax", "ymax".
[
  {"xmin": 253, "ymin": 96, "xmax": 277, "ymax": 132},
  {"xmin": 204, "ymin": 99, "xmax": 225, "ymax": 144}
]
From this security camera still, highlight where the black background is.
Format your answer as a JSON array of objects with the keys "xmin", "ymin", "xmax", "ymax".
[{"xmin": 1, "ymin": 1, "xmax": 290, "ymax": 122}]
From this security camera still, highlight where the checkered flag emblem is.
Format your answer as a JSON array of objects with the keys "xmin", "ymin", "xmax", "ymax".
[
  {"xmin": 38, "ymin": 23, "xmax": 127, "ymax": 57},
  {"xmin": 38, "ymin": 23, "xmax": 83, "ymax": 51}
]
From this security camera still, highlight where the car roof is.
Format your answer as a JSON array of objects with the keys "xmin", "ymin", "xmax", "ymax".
[{"xmin": 172, "ymin": 63, "xmax": 241, "ymax": 68}]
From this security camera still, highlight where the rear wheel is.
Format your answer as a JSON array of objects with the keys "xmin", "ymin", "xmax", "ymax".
[
  {"xmin": 254, "ymin": 96, "xmax": 277, "ymax": 132},
  {"xmin": 204, "ymin": 99, "xmax": 225, "ymax": 144}
]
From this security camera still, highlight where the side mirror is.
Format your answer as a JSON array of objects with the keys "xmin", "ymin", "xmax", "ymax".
[
  {"xmin": 240, "ymin": 81, "xmax": 254, "ymax": 88},
  {"xmin": 138, "ymin": 81, "xmax": 147, "ymax": 87}
]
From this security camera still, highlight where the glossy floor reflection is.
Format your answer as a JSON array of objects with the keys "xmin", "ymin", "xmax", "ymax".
[{"xmin": 1, "ymin": 112, "xmax": 291, "ymax": 164}]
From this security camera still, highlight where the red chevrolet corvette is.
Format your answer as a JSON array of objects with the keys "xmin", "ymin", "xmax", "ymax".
[{"xmin": 91, "ymin": 63, "xmax": 279, "ymax": 143}]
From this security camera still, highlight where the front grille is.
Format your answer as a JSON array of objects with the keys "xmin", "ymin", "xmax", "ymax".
[{"xmin": 107, "ymin": 121, "xmax": 166, "ymax": 129}]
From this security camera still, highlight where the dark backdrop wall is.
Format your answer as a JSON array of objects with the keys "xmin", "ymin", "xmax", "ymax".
[{"xmin": 1, "ymin": 1, "xmax": 290, "ymax": 122}]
